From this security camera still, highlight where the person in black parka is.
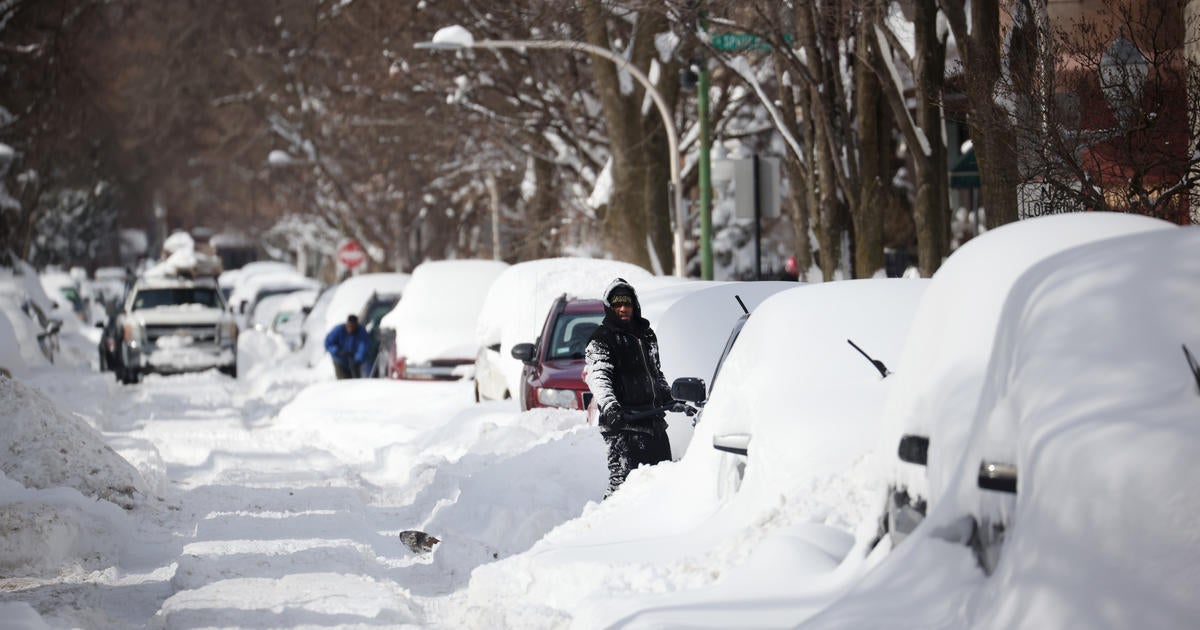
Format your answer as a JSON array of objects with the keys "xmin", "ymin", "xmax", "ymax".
[{"xmin": 584, "ymin": 278, "xmax": 683, "ymax": 497}]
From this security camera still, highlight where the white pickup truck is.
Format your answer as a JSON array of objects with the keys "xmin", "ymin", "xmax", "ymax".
[{"xmin": 116, "ymin": 275, "xmax": 238, "ymax": 383}]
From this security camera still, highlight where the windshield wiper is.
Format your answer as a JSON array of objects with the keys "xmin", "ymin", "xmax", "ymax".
[
  {"xmin": 847, "ymin": 338, "xmax": 890, "ymax": 378},
  {"xmin": 1184, "ymin": 344, "xmax": 1200, "ymax": 395}
]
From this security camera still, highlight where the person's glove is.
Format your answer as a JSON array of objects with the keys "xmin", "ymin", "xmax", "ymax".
[
  {"xmin": 668, "ymin": 401, "xmax": 694, "ymax": 415},
  {"xmin": 600, "ymin": 403, "xmax": 625, "ymax": 429}
]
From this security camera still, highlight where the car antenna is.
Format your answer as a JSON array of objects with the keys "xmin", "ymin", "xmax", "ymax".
[
  {"xmin": 1184, "ymin": 344, "xmax": 1200, "ymax": 395},
  {"xmin": 847, "ymin": 339, "xmax": 890, "ymax": 378},
  {"xmin": 734, "ymin": 295, "xmax": 749, "ymax": 315}
]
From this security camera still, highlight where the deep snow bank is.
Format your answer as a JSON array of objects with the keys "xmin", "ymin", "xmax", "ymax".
[
  {"xmin": 0, "ymin": 376, "xmax": 149, "ymax": 508},
  {"xmin": 0, "ymin": 377, "xmax": 151, "ymax": 578}
]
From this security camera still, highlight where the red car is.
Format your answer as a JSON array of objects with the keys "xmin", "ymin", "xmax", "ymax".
[{"xmin": 510, "ymin": 296, "xmax": 605, "ymax": 411}]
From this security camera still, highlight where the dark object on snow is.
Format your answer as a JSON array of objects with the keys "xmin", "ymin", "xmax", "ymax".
[
  {"xmin": 399, "ymin": 530, "xmax": 440, "ymax": 554},
  {"xmin": 847, "ymin": 338, "xmax": 890, "ymax": 378},
  {"xmin": 1184, "ymin": 344, "xmax": 1200, "ymax": 395}
]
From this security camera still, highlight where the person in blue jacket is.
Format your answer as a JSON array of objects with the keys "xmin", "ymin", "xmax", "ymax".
[{"xmin": 324, "ymin": 315, "xmax": 370, "ymax": 379}]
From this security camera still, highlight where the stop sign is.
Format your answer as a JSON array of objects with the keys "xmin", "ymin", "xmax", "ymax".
[{"xmin": 337, "ymin": 240, "xmax": 366, "ymax": 270}]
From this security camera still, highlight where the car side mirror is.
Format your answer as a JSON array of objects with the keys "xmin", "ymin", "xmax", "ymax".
[
  {"xmin": 671, "ymin": 377, "xmax": 706, "ymax": 403},
  {"xmin": 897, "ymin": 434, "xmax": 929, "ymax": 466},
  {"xmin": 511, "ymin": 343, "xmax": 536, "ymax": 364}
]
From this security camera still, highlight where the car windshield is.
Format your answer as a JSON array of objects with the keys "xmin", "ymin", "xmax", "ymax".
[
  {"xmin": 133, "ymin": 287, "xmax": 221, "ymax": 310},
  {"xmin": 710, "ymin": 313, "xmax": 750, "ymax": 390},
  {"xmin": 546, "ymin": 312, "xmax": 604, "ymax": 360}
]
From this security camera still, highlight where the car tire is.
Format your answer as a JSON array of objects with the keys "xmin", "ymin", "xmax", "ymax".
[
  {"xmin": 219, "ymin": 364, "xmax": 237, "ymax": 378},
  {"xmin": 120, "ymin": 368, "xmax": 140, "ymax": 385}
]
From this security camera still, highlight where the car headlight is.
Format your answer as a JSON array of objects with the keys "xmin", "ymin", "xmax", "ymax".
[
  {"xmin": 219, "ymin": 321, "xmax": 238, "ymax": 343},
  {"xmin": 536, "ymin": 387, "xmax": 579, "ymax": 409},
  {"xmin": 123, "ymin": 321, "xmax": 144, "ymax": 347}
]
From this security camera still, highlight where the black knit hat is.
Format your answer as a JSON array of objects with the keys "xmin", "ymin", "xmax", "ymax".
[{"xmin": 604, "ymin": 278, "xmax": 639, "ymax": 310}]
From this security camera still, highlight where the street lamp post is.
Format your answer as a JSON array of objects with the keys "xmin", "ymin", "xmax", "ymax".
[{"xmin": 416, "ymin": 28, "xmax": 687, "ymax": 277}]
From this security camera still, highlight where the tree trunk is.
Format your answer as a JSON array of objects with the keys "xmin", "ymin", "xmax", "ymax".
[
  {"xmin": 915, "ymin": 0, "xmax": 950, "ymax": 273},
  {"xmin": 773, "ymin": 55, "xmax": 814, "ymax": 276},
  {"xmin": 947, "ymin": 0, "xmax": 1020, "ymax": 228},
  {"xmin": 579, "ymin": 0, "xmax": 677, "ymax": 274},
  {"xmin": 855, "ymin": 1, "xmax": 886, "ymax": 278}
]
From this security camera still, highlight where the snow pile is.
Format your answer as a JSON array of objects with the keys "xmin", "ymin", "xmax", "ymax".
[
  {"xmin": 0, "ymin": 295, "xmax": 35, "ymax": 376},
  {"xmin": 142, "ymin": 245, "xmax": 222, "ymax": 280},
  {"xmin": 381, "ymin": 260, "xmax": 509, "ymax": 364},
  {"xmin": 270, "ymin": 379, "xmax": 607, "ymax": 587},
  {"xmin": 0, "ymin": 377, "xmax": 149, "ymax": 508},
  {"xmin": 0, "ymin": 377, "xmax": 148, "ymax": 579},
  {"xmin": 475, "ymin": 258, "xmax": 653, "ymax": 397},
  {"xmin": 237, "ymin": 329, "xmax": 291, "ymax": 381}
]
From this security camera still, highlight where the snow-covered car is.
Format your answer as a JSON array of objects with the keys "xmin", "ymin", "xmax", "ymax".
[
  {"xmin": 870, "ymin": 212, "xmax": 1173, "ymax": 558},
  {"xmin": 39, "ymin": 269, "xmax": 88, "ymax": 324},
  {"xmin": 380, "ymin": 259, "xmax": 508, "ymax": 380},
  {"xmin": 0, "ymin": 281, "xmax": 60, "ymax": 370},
  {"xmin": 223, "ymin": 261, "xmax": 301, "ymax": 313},
  {"xmin": 116, "ymin": 275, "xmax": 238, "ymax": 383},
  {"xmin": 473, "ymin": 258, "xmax": 653, "ymax": 402},
  {"xmin": 228, "ymin": 271, "xmax": 320, "ymax": 331},
  {"xmin": 93, "ymin": 266, "xmax": 131, "ymax": 312},
  {"xmin": 510, "ymin": 296, "xmax": 604, "ymax": 410},
  {"xmin": 806, "ymin": 226, "xmax": 1200, "ymax": 629},
  {"xmin": 265, "ymin": 289, "xmax": 318, "ymax": 351},
  {"xmin": 675, "ymin": 279, "xmax": 928, "ymax": 498}
]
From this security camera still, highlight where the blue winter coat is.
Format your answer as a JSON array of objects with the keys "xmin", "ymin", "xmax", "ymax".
[{"xmin": 324, "ymin": 323, "xmax": 370, "ymax": 368}]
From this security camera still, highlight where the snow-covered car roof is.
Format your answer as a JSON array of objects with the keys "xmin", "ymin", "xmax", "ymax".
[
  {"xmin": 381, "ymin": 260, "xmax": 509, "ymax": 364},
  {"xmin": 650, "ymin": 280, "xmax": 798, "ymax": 387},
  {"xmin": 227, "ymin": 272, "xmax": 320, "ymax": 308}
]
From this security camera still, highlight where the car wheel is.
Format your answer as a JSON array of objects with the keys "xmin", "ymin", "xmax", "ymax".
[{"xmin": 120, "ymin": 368, "xmax": 140, "ymax": 385}]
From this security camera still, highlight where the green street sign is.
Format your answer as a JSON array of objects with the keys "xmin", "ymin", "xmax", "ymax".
[{"xmin": 710, "ymin": 33, "xmax": 792, "ymax": 52}]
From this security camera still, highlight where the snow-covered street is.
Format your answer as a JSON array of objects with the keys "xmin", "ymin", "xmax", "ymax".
[{"xmin": 2, "ymin": 362, "xmax": 605, "ymax": 628}]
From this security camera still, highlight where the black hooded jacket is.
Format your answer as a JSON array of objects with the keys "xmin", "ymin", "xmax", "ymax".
[{"xmin": 584, "ymin": 279, "xmax": 672, "ymax": 430}]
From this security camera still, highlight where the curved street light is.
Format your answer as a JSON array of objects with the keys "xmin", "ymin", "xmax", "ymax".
[{"xmin": 416, "ymin": 28, "xmax": 686, "ymax": 277}]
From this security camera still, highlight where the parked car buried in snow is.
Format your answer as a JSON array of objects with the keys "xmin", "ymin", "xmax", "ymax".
[
  {"xmin": 868, "ymin": 212, "xmax": 1174, "ymax": 570},
  {"xmin": 116, "ymin": 275, "xmax": 238, "ymax": 383},
  {"xmin": 511, "ymin": 295, "xmax": 605, "ymax": 411},
  {"xmin": 380, "ymin": 260, "xmax": 508, "ymax": 380}
]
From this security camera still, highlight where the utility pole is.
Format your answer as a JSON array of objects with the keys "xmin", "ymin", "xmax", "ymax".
[{"xmin": 698, "ymin": 56, "xmax": 714, "ymax": 280}]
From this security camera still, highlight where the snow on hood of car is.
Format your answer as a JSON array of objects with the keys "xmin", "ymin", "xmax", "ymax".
[
  {"xmin": 877, "ymin": 212, "xmax": 1173, "ymax": 503},
  {"xmin": 381, "ymin": 260, "xmax": 509, "ymax": 364}
]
